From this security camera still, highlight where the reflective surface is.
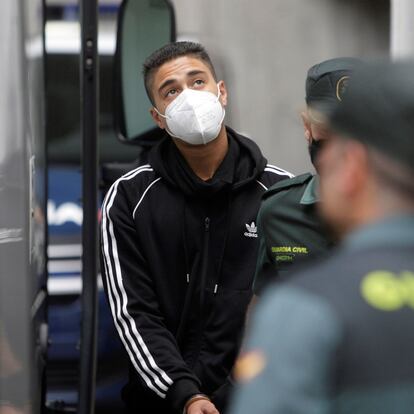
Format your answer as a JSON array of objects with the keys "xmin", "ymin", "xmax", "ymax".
[
  {"xmin": 0, "ymin": 0, "xmax": 47, "ymax": 412},
  {"xmin": 116, "ymin": 0, "xmax": 175, "ymax": 142}
]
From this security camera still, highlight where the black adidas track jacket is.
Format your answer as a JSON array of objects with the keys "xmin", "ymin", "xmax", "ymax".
[{"xmin": 100, "ymin": 127, "xmax": 292, "ymax": 413}]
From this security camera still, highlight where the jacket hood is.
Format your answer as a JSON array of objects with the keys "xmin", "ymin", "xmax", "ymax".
[{"xmin": 149, "ymin": 126, "xmax": 267, "ymax": 197}]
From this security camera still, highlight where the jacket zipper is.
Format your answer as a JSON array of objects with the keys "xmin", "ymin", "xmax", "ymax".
[
  {"xmin": 199, "ymin": 217, "xmax": 210, "ymax": 311},
  {"xmin": 188, "ymin": 217, "xmax": 210, "ymax": 367},
  {"xmin": 176, "ymin": 216, "xmax": 210, "ymax": 351}
]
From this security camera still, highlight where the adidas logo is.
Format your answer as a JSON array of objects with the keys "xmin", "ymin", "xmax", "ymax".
[{"xmin": 244, "ymin": 221, "xmax": 258, "ymax": 238}]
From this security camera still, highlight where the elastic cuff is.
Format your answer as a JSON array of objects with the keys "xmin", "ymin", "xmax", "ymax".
[{"xmin": 166, "ymin": 378, "xmax": 201, "ymax": 414}]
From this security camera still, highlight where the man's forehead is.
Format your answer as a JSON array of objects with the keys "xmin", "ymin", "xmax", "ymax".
[{"xmin": 153, "ymin": 56, "xmax": 213, "ymax": 85}]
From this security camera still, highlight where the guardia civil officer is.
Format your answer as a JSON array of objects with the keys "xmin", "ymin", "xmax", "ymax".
[
  {"xmin": 100, "ymin": 42, "xmax": 291, "ymax": 414},
  {"xmin": 230, "ymin": 60, "xmax": 414, "ymax": 414},
  {"xmin": 254, "ymin": 58, "xmax": 360, "ymax": 294}
]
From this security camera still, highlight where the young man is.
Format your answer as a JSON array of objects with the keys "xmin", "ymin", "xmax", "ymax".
[
  {"xmin": 254, "ymin": 58, "xmax": 360, "ymax": 295},
  {"xmin": 100, "ymin": 42, "xmax": 291, "ymax": 414},
  {"xmin": 230, "ymin": 60, "xmax": 414, "ymax": 414}
]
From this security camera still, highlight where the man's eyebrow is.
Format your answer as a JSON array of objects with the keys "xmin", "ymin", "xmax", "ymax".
[
  {"xmin": 187, "ymin": 69, "xmax": 207, "ymax": 77},
  {"xmin": 158, "ymin": 78, "xmax": 177, "ymax": 94},
  {"xmin": 158, "ymin": 69, "xmax": 209, "ymax": 94}
]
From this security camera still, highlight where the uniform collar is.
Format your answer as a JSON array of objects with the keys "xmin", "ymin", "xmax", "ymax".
[
  {"xmin": 300, "ymin": 174, "xmax": 319, "ymax": 205},
  {"xmin": 344, "ymin": 214, "xmax": 414, "ymax": 251}
]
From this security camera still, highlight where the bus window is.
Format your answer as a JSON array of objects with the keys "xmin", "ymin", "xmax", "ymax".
[{"xmin": 46, "ymin": 20, "xmax": 140, "ymax": 165}]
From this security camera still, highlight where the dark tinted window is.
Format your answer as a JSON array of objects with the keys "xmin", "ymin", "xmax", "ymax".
[{"xmin": 46, "ymin": 25, "xmax": 140, "ymax": 164}]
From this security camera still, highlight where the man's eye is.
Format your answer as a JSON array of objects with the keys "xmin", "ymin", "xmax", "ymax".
[
  {"xmin": 166, "ymin": 88, "xmax": 178, "ymax": 97},
  {"xmin": 193, "ymin": 79, "xmax": 204, "ymax": 86}
]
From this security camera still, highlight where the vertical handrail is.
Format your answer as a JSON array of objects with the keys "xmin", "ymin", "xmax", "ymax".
[{"xmin": 79, "ymin": 0, "xmax": 99, "ymax": 413}]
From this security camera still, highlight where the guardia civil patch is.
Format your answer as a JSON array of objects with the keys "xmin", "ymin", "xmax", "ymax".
[{"xmin": 272, "ymin": 246, "xmax": 309, "ymax": 263}]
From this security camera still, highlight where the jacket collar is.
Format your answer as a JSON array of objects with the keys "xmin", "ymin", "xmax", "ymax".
[
  {"xmin": 300, "ymin": 175, "xmax": 319, "ymax": 205},
  {"xmin": 149, "ymin": 126, "xmax": 267, "ymax": 196}
]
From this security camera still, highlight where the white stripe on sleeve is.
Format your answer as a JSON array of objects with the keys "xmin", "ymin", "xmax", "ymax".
[
  {"xmin": 101, "ymin": 165, "xmax": 173, "ymax": 398},
  {"xmin": 265, "ymin": 164, "xmax": 294, "ymax": 178}
]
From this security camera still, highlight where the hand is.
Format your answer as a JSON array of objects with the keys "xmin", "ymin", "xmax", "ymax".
[{"xmin": 187, "ymin": 399, "xmax": 220, "ymax": 414}]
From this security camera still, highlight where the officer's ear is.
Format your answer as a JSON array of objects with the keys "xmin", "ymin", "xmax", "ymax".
[
  {"xmin": 341, "ymin": 139, "xmax": 371, "ymax": 198},
  {"xmin": 301, "ymin": 111, "xmax": 312, "ymax": 144}
]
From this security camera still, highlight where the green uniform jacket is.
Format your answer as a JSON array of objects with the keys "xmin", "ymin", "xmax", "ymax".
[
  {"xmin": 254, "ymin": 173, "xmax": 333, "ymax": 294},
  {"xmin": 230, "ymin": 215, "xmax": 414, "ymax": 414}
]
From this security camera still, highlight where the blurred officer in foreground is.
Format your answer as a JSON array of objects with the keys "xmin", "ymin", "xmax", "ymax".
[
  {"xmin": 254, "ymin": 58, "xmax": 360, "ymax": 295},
  {"xmin": 229, "ymin": 60, "xmax": 414, "ymax": 414}
]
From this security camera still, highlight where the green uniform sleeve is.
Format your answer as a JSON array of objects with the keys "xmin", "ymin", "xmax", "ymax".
[
  {"xmin": 229, "ymin": 285, "xmax": 342, "ymax": 414},
  {"xmin": 253, "ymin": 207, "xmax": 279, "ymax": 295}
]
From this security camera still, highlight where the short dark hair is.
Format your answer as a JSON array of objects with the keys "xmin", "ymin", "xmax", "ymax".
[
  {"xmin": 142, "ymin": 41, "xmax": 217, "ymax": 105},
  {"xmin": 338, "ymin": 134, "xmax": 414, "ymax": 203},
  {"xmin": 367, "ymin": 146, "xmax": 414, "ymax": 202}
]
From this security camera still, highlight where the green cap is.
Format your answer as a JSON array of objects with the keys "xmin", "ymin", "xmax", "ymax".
[
  {"xmin": 329, "ymin": 60, "xmax": 414, "ymax": 172},
  {"xmin": 306, "ymin": 57, "xmax": 361, "ymax": 122}
]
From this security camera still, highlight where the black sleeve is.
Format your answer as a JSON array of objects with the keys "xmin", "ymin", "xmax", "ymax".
[
  {"xmin": 100, "ymin": 179, "xmax": 200, "ymax": 412},
  {"xmin": 259, "ymin": 164, "xmax": 294, "ymax": 188}
]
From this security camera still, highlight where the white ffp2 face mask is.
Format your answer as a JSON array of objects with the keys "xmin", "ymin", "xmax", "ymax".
[{"xmin": 155, "ymin": 85, "xmax": 225, "ymax": 145}]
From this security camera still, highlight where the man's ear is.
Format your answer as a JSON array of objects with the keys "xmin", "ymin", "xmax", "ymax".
[
  {"xmin": 300, "ymin": 111, "xmax": 312, "ymax": 144},
  {"xmin": 342, "ymin": 140, "xmax": 370, "ymax": 196},
  {"xmin": 150, "ymin": 107, "xmax": 165, "ymax": 130},
  {"xmin": 218, "ymin": 80, "xmax": 228, "ymax": 107}
]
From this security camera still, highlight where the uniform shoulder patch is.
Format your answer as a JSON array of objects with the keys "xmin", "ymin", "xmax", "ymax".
[{"xmin": 263, "ymin": 172, "xmax": 313, "ymax": 200}]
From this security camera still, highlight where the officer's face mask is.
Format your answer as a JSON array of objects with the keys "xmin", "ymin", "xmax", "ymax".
[
  {"xmin": 308, "ymin": 138, "xmax": 326, "ymax": 166},
  {"xmin": 154, "ymin": 85, "xmax": 225, "ymax": 146}
]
